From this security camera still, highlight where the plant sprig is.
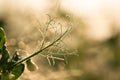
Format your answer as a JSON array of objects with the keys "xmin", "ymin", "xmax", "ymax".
[
  {"xmin": 0, "ymin": 15, "xmax": 73, "ymax": 80},
  {"xmin": 12, "ymin": 25, "xmax": 71, "ymax": 67}
]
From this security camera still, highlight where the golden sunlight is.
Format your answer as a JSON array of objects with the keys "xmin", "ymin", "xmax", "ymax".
[
  {"xmin": 0, "ymin": 0, "xmax": 120, "ymax": 80},
  {"xmin": 61, "ymin": 0, "xmax": 120, "ymax": 40}
]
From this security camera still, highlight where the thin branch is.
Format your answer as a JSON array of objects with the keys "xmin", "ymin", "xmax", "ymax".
[{"xmin": 11, "ymin": 26, "xmax": 71, "ymax": 67}]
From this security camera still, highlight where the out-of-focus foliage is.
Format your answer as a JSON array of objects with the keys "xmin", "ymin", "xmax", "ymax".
[
  {"xmin": 0, "ymin": 0, "xmax": 120, "ymax": 80},
  {"xmin": 0, "ymin": 28, "xmax": 25, "ymax": 80}
]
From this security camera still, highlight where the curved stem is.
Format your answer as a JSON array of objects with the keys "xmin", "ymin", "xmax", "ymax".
[{"xmin": 11, "ymin": 26, "xmax": 71, "ymax": 67}]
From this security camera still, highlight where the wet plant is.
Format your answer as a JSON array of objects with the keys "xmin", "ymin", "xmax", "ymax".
[{"xmin": 0, "ymin": 15, "xmax": 73, "ymax": 80}]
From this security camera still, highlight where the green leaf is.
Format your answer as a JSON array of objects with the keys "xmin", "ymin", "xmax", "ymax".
[
  {"xmin": 0, "ymin": 72, "xmax": 15, "ymax": 80},
  {"xmin": 1, "ymin": 72, "xmax": 10, "ymax": 80},
  {"xmin": 0, "ymin": 46, "xmax": 10, "ymax": 71},
  {"xmin": 0, "ymin": 27, "xmax": 8, "ymax": 72},
  {"xmin": 11, "ymin": 64, "xmax": 25, "ymax": 80},
  {"xmin": 0, "ymin": 27, "xmax": 6, "ymax": 51}
]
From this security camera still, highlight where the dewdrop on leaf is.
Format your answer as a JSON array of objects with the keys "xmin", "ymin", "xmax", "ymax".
[{"xmin": 26, "ymin": 59, "xmax": 38, "ymax": 71}]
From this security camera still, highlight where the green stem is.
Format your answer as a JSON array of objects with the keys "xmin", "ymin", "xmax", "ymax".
[{"xmin": 12, "ymin": 27, "xmax": 70, "ymax": 67}]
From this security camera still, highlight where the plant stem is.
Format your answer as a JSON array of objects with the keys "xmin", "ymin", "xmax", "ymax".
[{"xmin": 11, "ymin": 27, "xmax": 70, "ymax": 67}]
